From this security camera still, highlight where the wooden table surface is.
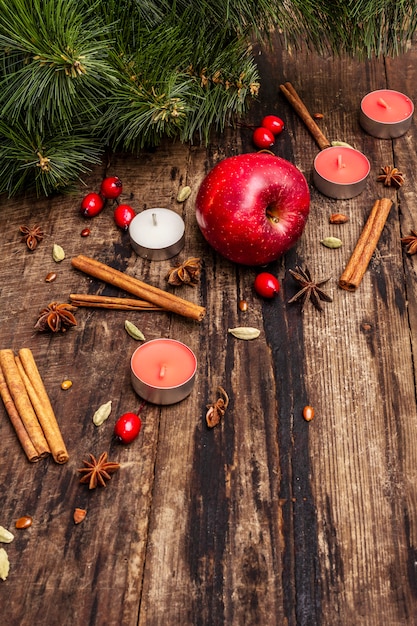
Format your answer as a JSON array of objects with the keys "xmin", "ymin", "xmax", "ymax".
[{"xmin": 1, "ymin": 33, "xmax": 417, "ymax": 626}]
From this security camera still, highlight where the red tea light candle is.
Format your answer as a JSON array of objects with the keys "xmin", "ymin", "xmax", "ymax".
[
  {"xmin": 129, "ymin": 208, "xmax": 185, "ymax": 260},
  {"xmin": 313, "ymin": 146, "xmax": 370, "ymax": 199},
  {"xmin": 360, "ymin": 89, "xmax": 414, "ymax": 138},
  {"xmin": 131, "ymin": 338, "xmax": 197, "ymax": 405}
]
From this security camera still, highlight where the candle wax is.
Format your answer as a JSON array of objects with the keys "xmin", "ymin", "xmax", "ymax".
[
  {"xmin": 129, "ymin": 208, "xmax": 185, "ymax": 250},
  {"xmin": 361, "ymin": 90, "xmax": 413, "ymax": 123},
  {"xmin": 131, "ymin": 339, "xmax": 196, "ymax": 388},
  {"xmin": 314, "ymin": 147, "xmax": 370, "ymax": 184}
]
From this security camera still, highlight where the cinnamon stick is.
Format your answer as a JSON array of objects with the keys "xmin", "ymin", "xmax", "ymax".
[
  {"xmin": 338, "ymin": 198, "xmax": 393, "ymax": 291},
  {"xmin": 279, "ymin": 82, "xmax": 331, "ymax": 150},
  {"xmin": 71, "ymin": 255, "xmax": 206, "ymax": 322},
  {"xmin": 0, "ymin": 349, "xmax": 50, "ymax": 459},
  {"xmin": 0, "ymin": 365, "xmax": 41, "ymax": 462},
  {"xmin": 17, "ymin": 349, "xmax": 69, "ymax": 464},
  {"xmin": 69, "ymin": 293, "xmax": 163, "ymax": 311}
]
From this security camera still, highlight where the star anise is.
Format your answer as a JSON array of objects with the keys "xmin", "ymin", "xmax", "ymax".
[
  {"xmin": 20, "ymin": 224, "xmax": 44, "ymax": 250},
  {"xmin": 166, "ymin": 257, "xmax": 202, "ymax": 287},
  {"xmin": 34, "ymin": 302, "xmax": 77, "ymax": 333},
  {"xmin": 288, "ymin": 265, "xmax": 332, "ymax": 312},
  {"xmin": 78, "ymin": 452, "xmax": 120, "ymax": 490},
  {"xmin": 376, "ymin": 165, "xmax": 405, "ymax": 188},
  {"xmin": 401, "ymin": 229, "xmax": 417, "ymax": 255}
]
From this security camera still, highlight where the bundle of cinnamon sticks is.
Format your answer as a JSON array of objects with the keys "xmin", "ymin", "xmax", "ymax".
[
  {"xmin": 0, "ymin": 348, "xmax": 68, "ymax": 463},
  {"xmin": 71, "ymin": 255, "xmax": 206, "ymax": 321}
]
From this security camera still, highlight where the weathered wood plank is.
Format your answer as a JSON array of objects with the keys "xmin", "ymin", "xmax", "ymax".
[{"xmin": 1, "ymin": 32, "xmax": 417, "ymax": 626}]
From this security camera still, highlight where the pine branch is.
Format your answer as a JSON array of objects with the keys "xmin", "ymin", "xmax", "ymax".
[
  {"xmin": 0, "ymin": 119, "xmax": 103, "ymax": 197},
  {"xmin": 0, "ymin": 0, "xmax": 117, "ymax": 132}
]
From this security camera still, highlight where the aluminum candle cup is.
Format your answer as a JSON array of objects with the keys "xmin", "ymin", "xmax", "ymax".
[
  {"xmin": 131, "ymin": 338, "xmax": 197, "ymax": 405},
  {"xmin": 313, "ymin": 146, "xmax": 370, "ymax": 199},
  {"xmin": 360, "ymin": 90, "xmax": 414, "ymax": 139},
  {"xmin": 129, "ymin": 208, "xmax": 185, "ymax": 260}
]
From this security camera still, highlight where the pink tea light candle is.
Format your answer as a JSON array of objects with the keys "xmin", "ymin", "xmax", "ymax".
[
  {"xmin": 131, "ymin": 338, "xmax": 197, "ymax": 405},
  {"xmin": 313, "ymin": 146, "xmax": 370, "ymax": 199},
  {"xmin": 360, "ymin": 89, "xmax": 414, "ymax": 138}
]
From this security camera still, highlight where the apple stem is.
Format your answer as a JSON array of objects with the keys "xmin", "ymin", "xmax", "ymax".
[{"xmin": 266, "ymin": 210, "xmax": 279, "ymax": 223}]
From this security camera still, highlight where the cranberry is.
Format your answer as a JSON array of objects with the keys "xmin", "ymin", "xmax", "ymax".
[
  {"xmin": 100, "ymin": 176, "xmax": 123, "ymax": 200},
  {"xmin": 114, "ymin": 204, "xmax": 136, "ymax": 230},
  {"xmin": 114, "ymin": 412, "xmax": 142, "ymax": 444},
  {"xmin": 261, "ymin": 115, "xmax": 285, "ymax": 136},
  {"xmin": 252, "ymin": 127, "xmax": 275, "ymax": 149},
  {"xmin": 80, "ymin": 192, "xmax": 104, "ymax": 218},
  {"xmin": 254, "ymin": 272, "xmax": 280, "ymax": 298}
]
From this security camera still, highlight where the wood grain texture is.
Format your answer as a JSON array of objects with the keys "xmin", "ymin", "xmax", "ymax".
[{"xmin": 1, "ymin": 33, "xmax": 417, "ymax": 626}]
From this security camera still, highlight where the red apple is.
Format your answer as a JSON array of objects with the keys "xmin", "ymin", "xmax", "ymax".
[{"xmin": 195, "ymin": 152, "xmax": 310, "ymax": 266}]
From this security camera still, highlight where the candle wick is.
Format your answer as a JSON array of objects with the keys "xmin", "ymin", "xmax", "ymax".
[
  {"xmin": 337, "ymin": 154, "xmax": 346, "ymax": 170},
  {"xmin": 377, "ymin": 97, "xmax": 390, "ymax": 109},
  {"xmin": 159, "ymin": 364, "xmax": 167, "ymax": 379},
  {"xmin": 152, "ymin": 212, "xmax": 158, "ymax": 226}
]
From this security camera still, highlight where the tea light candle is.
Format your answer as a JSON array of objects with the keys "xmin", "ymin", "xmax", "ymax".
[
  {"xmin": 360, "ymin": 89, "xmax": 414, "ymax": 138},
  {"xmin": 129, "ymin": 208, "xmax": 185, "ymax": 260},
  {"xmin": 313, "ymin": 146, "xmax": 370, "ymax": 199},
  {"xmin": 131, "ymin": 338, "xmax": 197, "ymax": 405}
]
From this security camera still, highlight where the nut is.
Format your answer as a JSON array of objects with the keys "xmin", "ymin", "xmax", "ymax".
[
  {"xmin": 329, "ymin": 213, "xmax": 349, "ymax": 224},
  {"xmin": 303, "ymin": 405, "xmax": 315, "ymax": 421},
  {"xmin": 73, "ymin": 508, "xmax": 87, "ymax": 524},
  {"xmin": 15, "ymin": 516, "xmax": 33, "ymax": 529}
]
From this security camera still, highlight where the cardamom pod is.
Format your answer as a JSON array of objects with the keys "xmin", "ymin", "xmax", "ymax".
[
  {"xmin": 52, "ymin": 243, "xmax": 65, "ymax": 262},
  {"xmin": 228, "ymin": 327, "xmax": 260, "ymax": 340},
  {"xmin": 321, "ymin": 236, "xmax": 343, "ymax": 249},
  {"xmin": 0, "ymin": 526, "xmax": 14, "ymax": 544},
  {"xmin": 331, "ymin": 140, "xmax": 353, "ymax": 148},
  {"xmin": 0, "ymin": 548, "xmax": 10, "ymax": 580},
  {"xmin": 92, "ymin": 400, "xmax": 112, "ymax": 426},
  {"xmin": 177, "ymin": 186, "xmax": 191, "ymax": 202},
  {"xmin": 124, "ymin": 320, "xmax": 145, "ymax": 341}
]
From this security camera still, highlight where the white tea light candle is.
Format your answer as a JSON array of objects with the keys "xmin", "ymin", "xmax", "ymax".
[{"xmin": 129, "ymin": 208, "xmax": 185, "ymax": 260}]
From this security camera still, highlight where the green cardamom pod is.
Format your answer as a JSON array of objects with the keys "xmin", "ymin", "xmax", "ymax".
[
  {"xmin": 0, "ymin": 548, "xmax": 10, "ymax": 581},
  {"xmin": 0, "ymin": 527, "xmax": 14, "ymax": 544},
  {"xmin": 321, "ymin": 236, "xmax": 343, "ymax": 249},
  {"xmin": 331, "ymin": 140, "xmax": 353, "ymax": 148},
  {"xmin": 92, "ymin": 400, "xmax": 112, "ymax": 426},
  {"xmin": 124, "ymin": 320, "xmax": 146, "ymax": 341},
  {"xmin": 177, "ymin": 186, "xmax": 191, "ymax": 202},
  {"xmin": 52, "ymin": 243, "xmax": 65, "ymax": 262},
  {"xmin": 228, "ymin": 327, "xmax": 260, "ymax": 340}
]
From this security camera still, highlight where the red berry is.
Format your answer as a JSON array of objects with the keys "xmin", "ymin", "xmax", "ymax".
[
  {"xmin": 80, "ymin": 192, "xmax": 104, "ymax": 218},
  {"xmin": 100, "ymin": 176, "xmax": 123, "ymax": 200},
  {"xmin": 114, "ymin": 204, "xmax": 136, "ymax": 230},
  {"xmin": 254, "ymin": 272, "xmax": 280, "ymax": 298},
  {"xmin": 261, "ymin": 115, "xmax": 285, "ymax": 136},
  {"xmin": 252, "ymin": 126, "xmax": 275, "ymax": 149},
  {"xmin": 114, "ymin": 412, "xmax": 142, "ymax": 444}
]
